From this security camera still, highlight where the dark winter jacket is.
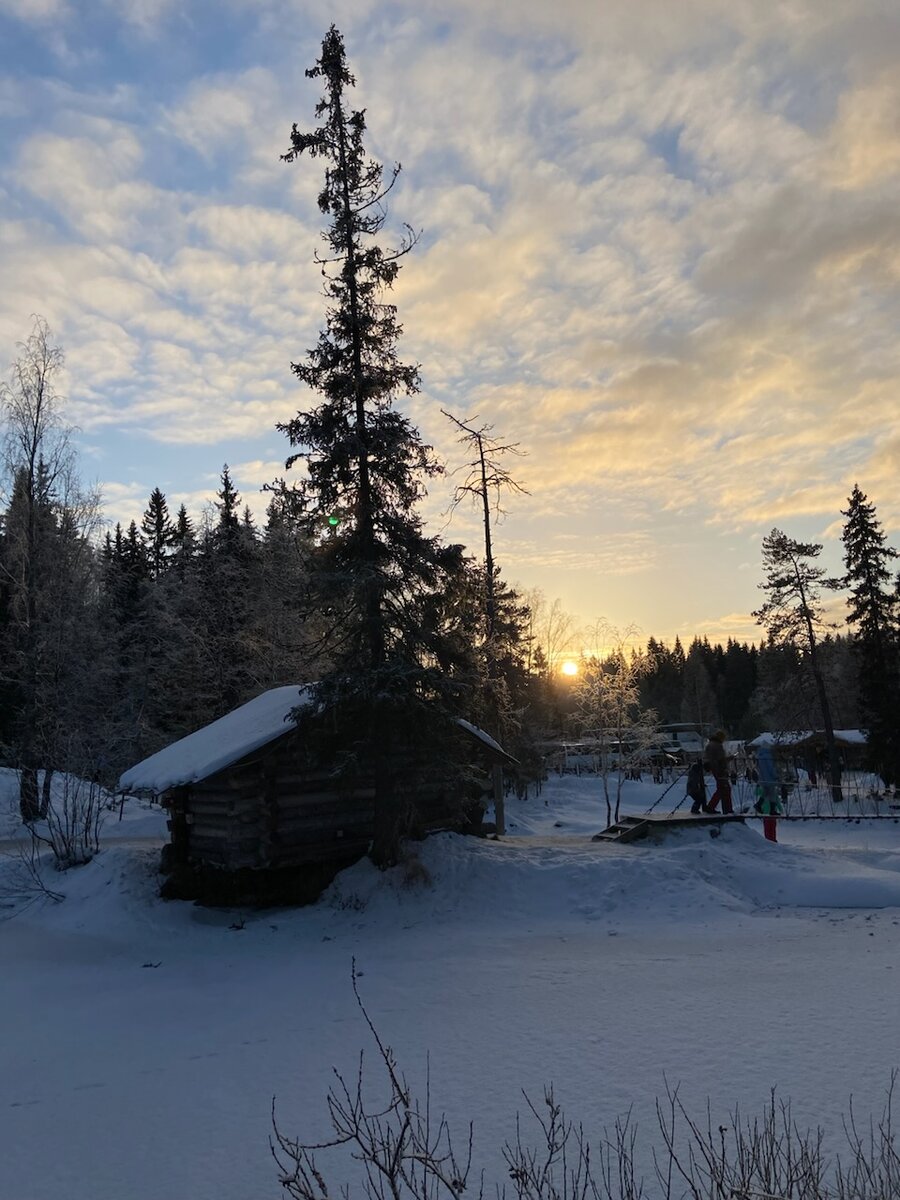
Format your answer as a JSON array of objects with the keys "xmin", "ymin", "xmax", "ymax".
[
  {"xmin": 686, "ymin": 760, "xmax": 705, "ymax": 802},
  {"xmin": 704, "ymin": 737, "xmax": 728, "ymax": 781}
]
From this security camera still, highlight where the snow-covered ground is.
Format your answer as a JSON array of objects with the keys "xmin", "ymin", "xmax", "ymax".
[{"xmin": 2, "ymin": 769, "xmax": 900, "ymax": 1200}]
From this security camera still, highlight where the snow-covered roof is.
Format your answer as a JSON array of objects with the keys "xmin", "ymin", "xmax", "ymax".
[
  {"xmin": 118, "ymin": 687, "xmax": 514, "ymax": 795},
  {"xmin": 749, "ymin": 730, "xmax": 867, "ymax": 749},
  {"xmin": 456, "ymin": 718, "xmax": 515, "ymax": 763},
  {"xmin": 119, "ymin": 686, "xmax": 309, "ymax": 794},
  {"xmin": 835, "ymin": 729, "xmax": 867, "ymax": 745}
]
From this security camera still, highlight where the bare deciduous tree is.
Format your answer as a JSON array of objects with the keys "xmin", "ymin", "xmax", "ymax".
[
  {"xmin": 443, "ymin": 409, "xmax": 527, "ymax": 645},
  {"xmin": 575, "ymin": 623, "xmax": 658, "ymax": 827},
  {"xmin": 0, "ymin": 316, "xmax": 102, "ymax": 821},
  {"xmin": 520, "ymin": 588, "xmax": 579, "ymax": 677}
]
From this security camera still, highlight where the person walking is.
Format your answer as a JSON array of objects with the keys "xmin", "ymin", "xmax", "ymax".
[
  {"xmin": 755, "ymin": 744, "xmax": 782, "ymax": 841},
  {"xmin": 686, "ymin": 759, "xmax": 707, "ymax": 813},
  {"xmin": 704, "ymin": 730, "xmax": 733, "ymax": 814}
]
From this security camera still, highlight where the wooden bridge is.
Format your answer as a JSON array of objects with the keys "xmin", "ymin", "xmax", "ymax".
[{"xmin": 591, "ymin": 811, "xmax": 746, "ymax": 844}]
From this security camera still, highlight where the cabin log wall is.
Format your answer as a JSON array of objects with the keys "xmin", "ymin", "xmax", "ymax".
[{"xmin": 162, "ymin": 726, "xmax": 492, "ymax": 880}]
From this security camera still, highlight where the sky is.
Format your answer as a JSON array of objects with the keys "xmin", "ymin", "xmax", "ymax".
[{"xmin": 0, "ymin": 0, "xmax": 898, "ymax": 651}]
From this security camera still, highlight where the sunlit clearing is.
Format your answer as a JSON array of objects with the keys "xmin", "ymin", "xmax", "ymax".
[{"xmin": 560, "ymin": 660, "xmax": 579, "ymax": 677}]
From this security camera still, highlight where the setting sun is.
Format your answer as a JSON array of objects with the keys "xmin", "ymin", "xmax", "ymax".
[{"xmin": 560, "ymin": 660, "xmax": 579, "ymax": 677}]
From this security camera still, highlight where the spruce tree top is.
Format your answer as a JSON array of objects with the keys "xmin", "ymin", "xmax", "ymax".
[
  {"xmin": 281, "ymin": 26, "xmax": 420, "ymax": 451},
  {"xmin": 276, "ymin": 26, "xmax": 461, "ymax": 685}
]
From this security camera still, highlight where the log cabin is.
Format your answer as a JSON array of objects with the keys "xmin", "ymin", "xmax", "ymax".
[{"xmin": 118, "ymin": 685, "xmax": 513, "ymax": 902}]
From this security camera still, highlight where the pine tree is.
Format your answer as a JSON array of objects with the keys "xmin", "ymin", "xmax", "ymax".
[
  {"xmin": 255, "ymin": 498, "xmax": 321, "ymax": 688},
  {"xmin": 721, "ymin": 639, "xmax": 758, "ymax": 736},
  {"xmin": 170, "ymin": 504, "xmax": 195, "ymax": 580},
  {"xmin": 841, "ymin": 485, "xmax": 900, "ymax": 784},
  {"xmin": 196, "ymin": 467, "xmax": 261, "ymax": 712},
  {"xmin": 640, "ymin": 638, "xmax": 684, "ymax": 724},
  {"xmin": 216, "ymin": 465, "xmax": 239, "ymax": 531},
  {"xmin": 680, "ymin": 638, "xmax": 720, "ymax": 730},
  {"xmin": 753, "ymin": 528, "xmax": 843, "ymax": 801},
  {"xmin": 141, "ymin": 487, "xmax": 176, "ymax": 579},
  {"xmin": 276, "ymin": 26, "xmax": 470, "ymax": 864}
]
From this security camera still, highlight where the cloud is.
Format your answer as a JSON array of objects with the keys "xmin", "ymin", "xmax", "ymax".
[
  {"xmin": 678, "ymin": 611, "xmax": 763, "ymax": 646},
  {"xmin": 163, "ymin": 68, "xmax": 279, "ymax": 160},
  {"xmin": 109, "ymin": 0, "xmax": 180, "ymax": 34},
  {"xmin": 0, "ymin": 0, "xmax": 67, "ymax": 22},
  {"xmin": 825, "ymin": 71, "xmax": 900, "ymax": 189}
]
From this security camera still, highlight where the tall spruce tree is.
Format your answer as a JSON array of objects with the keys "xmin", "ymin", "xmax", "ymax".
[
  {"xmin": 680, "ymin": 638, "xmax": 720, "ymax": 730},
  {"xmin": 199, "ymin": 466, "xmax": 260, "ymax": 712},
  {"xmin": 141, "ymin": 487, "xmax": 176, "ymax": 579},
  {"xmin": 753, "ymin": 528, "xmax": 843, "ymax": 802},
  {"xmin": 841, "ymin": 485, "xmax": 900, "ymax": 784},
  {"xmin": 170, "ymin": 504, "xmax": 195, "ymax": 581},
  {"xmin": 276, "ymin": 26, "xmax": 470, "ymax": 864}
]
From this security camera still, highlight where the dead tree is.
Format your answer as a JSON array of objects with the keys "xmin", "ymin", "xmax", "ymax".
[{"xmin": 443, "ymin": 410, "xmax": 527, "ymax": 646}]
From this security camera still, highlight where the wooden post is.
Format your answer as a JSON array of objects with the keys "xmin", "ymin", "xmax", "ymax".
[{"xmin": 492, "ymin": 764, "xmax": 505, "ymax": 835}]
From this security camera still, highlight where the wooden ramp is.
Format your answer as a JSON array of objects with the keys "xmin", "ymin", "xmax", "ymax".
[{"xmin": 591, "ymin": 811, "xmax": 746, "ymax": 844}]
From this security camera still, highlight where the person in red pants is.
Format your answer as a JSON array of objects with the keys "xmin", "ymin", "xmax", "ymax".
[
  {"xmin": 756, "ymin": 791, "xmax": 781, "ymax": 841},
  {"xmin": 755, "ymin": 745, "xmax": 781, "ymax": 841},
  {"xmin": 704, "ymin": 730, "xmax": 733, "ymax": 814}
]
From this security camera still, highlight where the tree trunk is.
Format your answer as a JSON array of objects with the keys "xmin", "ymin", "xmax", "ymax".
[
  {"xmin": 39, "ymin": 768, "xmax": 53, "ymax": 818},
  {"xmin": 370, "ymin": 785, "xmax": 401, "ymax": 868},
  {"xmin": 19, "ymin": 766, "xmax": 40, "ymax": 823},
  {"xmin": 333, "ymin": 85, "xmax": 383, "ymax": 674},
  {"xmin": 478, "ymin": 436, "xmax": 496, "ymax": 644},
  {"xmin": 811, "ymin": 663, "xmax": 843, "ymax": 804},
  {"xmin": 803, "ymin": 606, "xmax": 843, "ymax": 804},
  {"xmin": 369, "ymin": 720, "xmax": 401, "ymax": 868}
]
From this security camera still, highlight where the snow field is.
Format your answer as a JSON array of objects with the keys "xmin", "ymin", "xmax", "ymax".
[{"xmin": 2, "ymin": 772, "xmax": 900, "ymax": 1200}]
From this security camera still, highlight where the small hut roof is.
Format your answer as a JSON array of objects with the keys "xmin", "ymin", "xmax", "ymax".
[
  {"xmin": 119, "ymin": 686, "xmax": 309, "ymax": 794},
  {"xmin": 119, "ymin": 686, "xmax": 515, "ymax": 794},
  {"xmin": 455, "ymin": 718, "xmax": 515, "ymax": 762},
  {"xmin": 748, "ymin": 729, "xmax": 867, "ymax": 750}
]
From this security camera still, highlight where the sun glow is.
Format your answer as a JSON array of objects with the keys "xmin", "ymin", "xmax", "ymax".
[{"xmin": 560, "ymin": 660, "xmax": 579, "ymax": 677}]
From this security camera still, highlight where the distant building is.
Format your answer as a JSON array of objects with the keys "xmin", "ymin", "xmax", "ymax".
[{"xmin": 748, "ymin": 730, "xmax": 868, "ymax": 775}]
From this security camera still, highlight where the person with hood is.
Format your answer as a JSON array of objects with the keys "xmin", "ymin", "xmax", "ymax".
[
  {"xmin": 754, "ymin": 744, "xmax": 782, "ymax": 841},
  {"xmin": 704, "ymin": 730, "xmax": 733, "ymax": 814},
  {"xmin": 686, "ymin": 759, "xmax": 707, "ymax": 814}
]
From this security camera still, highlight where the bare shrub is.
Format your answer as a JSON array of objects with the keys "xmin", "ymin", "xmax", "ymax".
[
  {"xmin": 273, "ymin": 974, "xmax": 900, "ymax": 1200},
  {"xmin": 1, "ymin": 828, "xmax": 65, "ymax": 907},
  {"xmin": 272, "ymin": 963, "xmax": 479, "ymax": 1200},
  {"xmin": 27, "ymin": 768, "xmax": 108, "ymax": 869}
]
